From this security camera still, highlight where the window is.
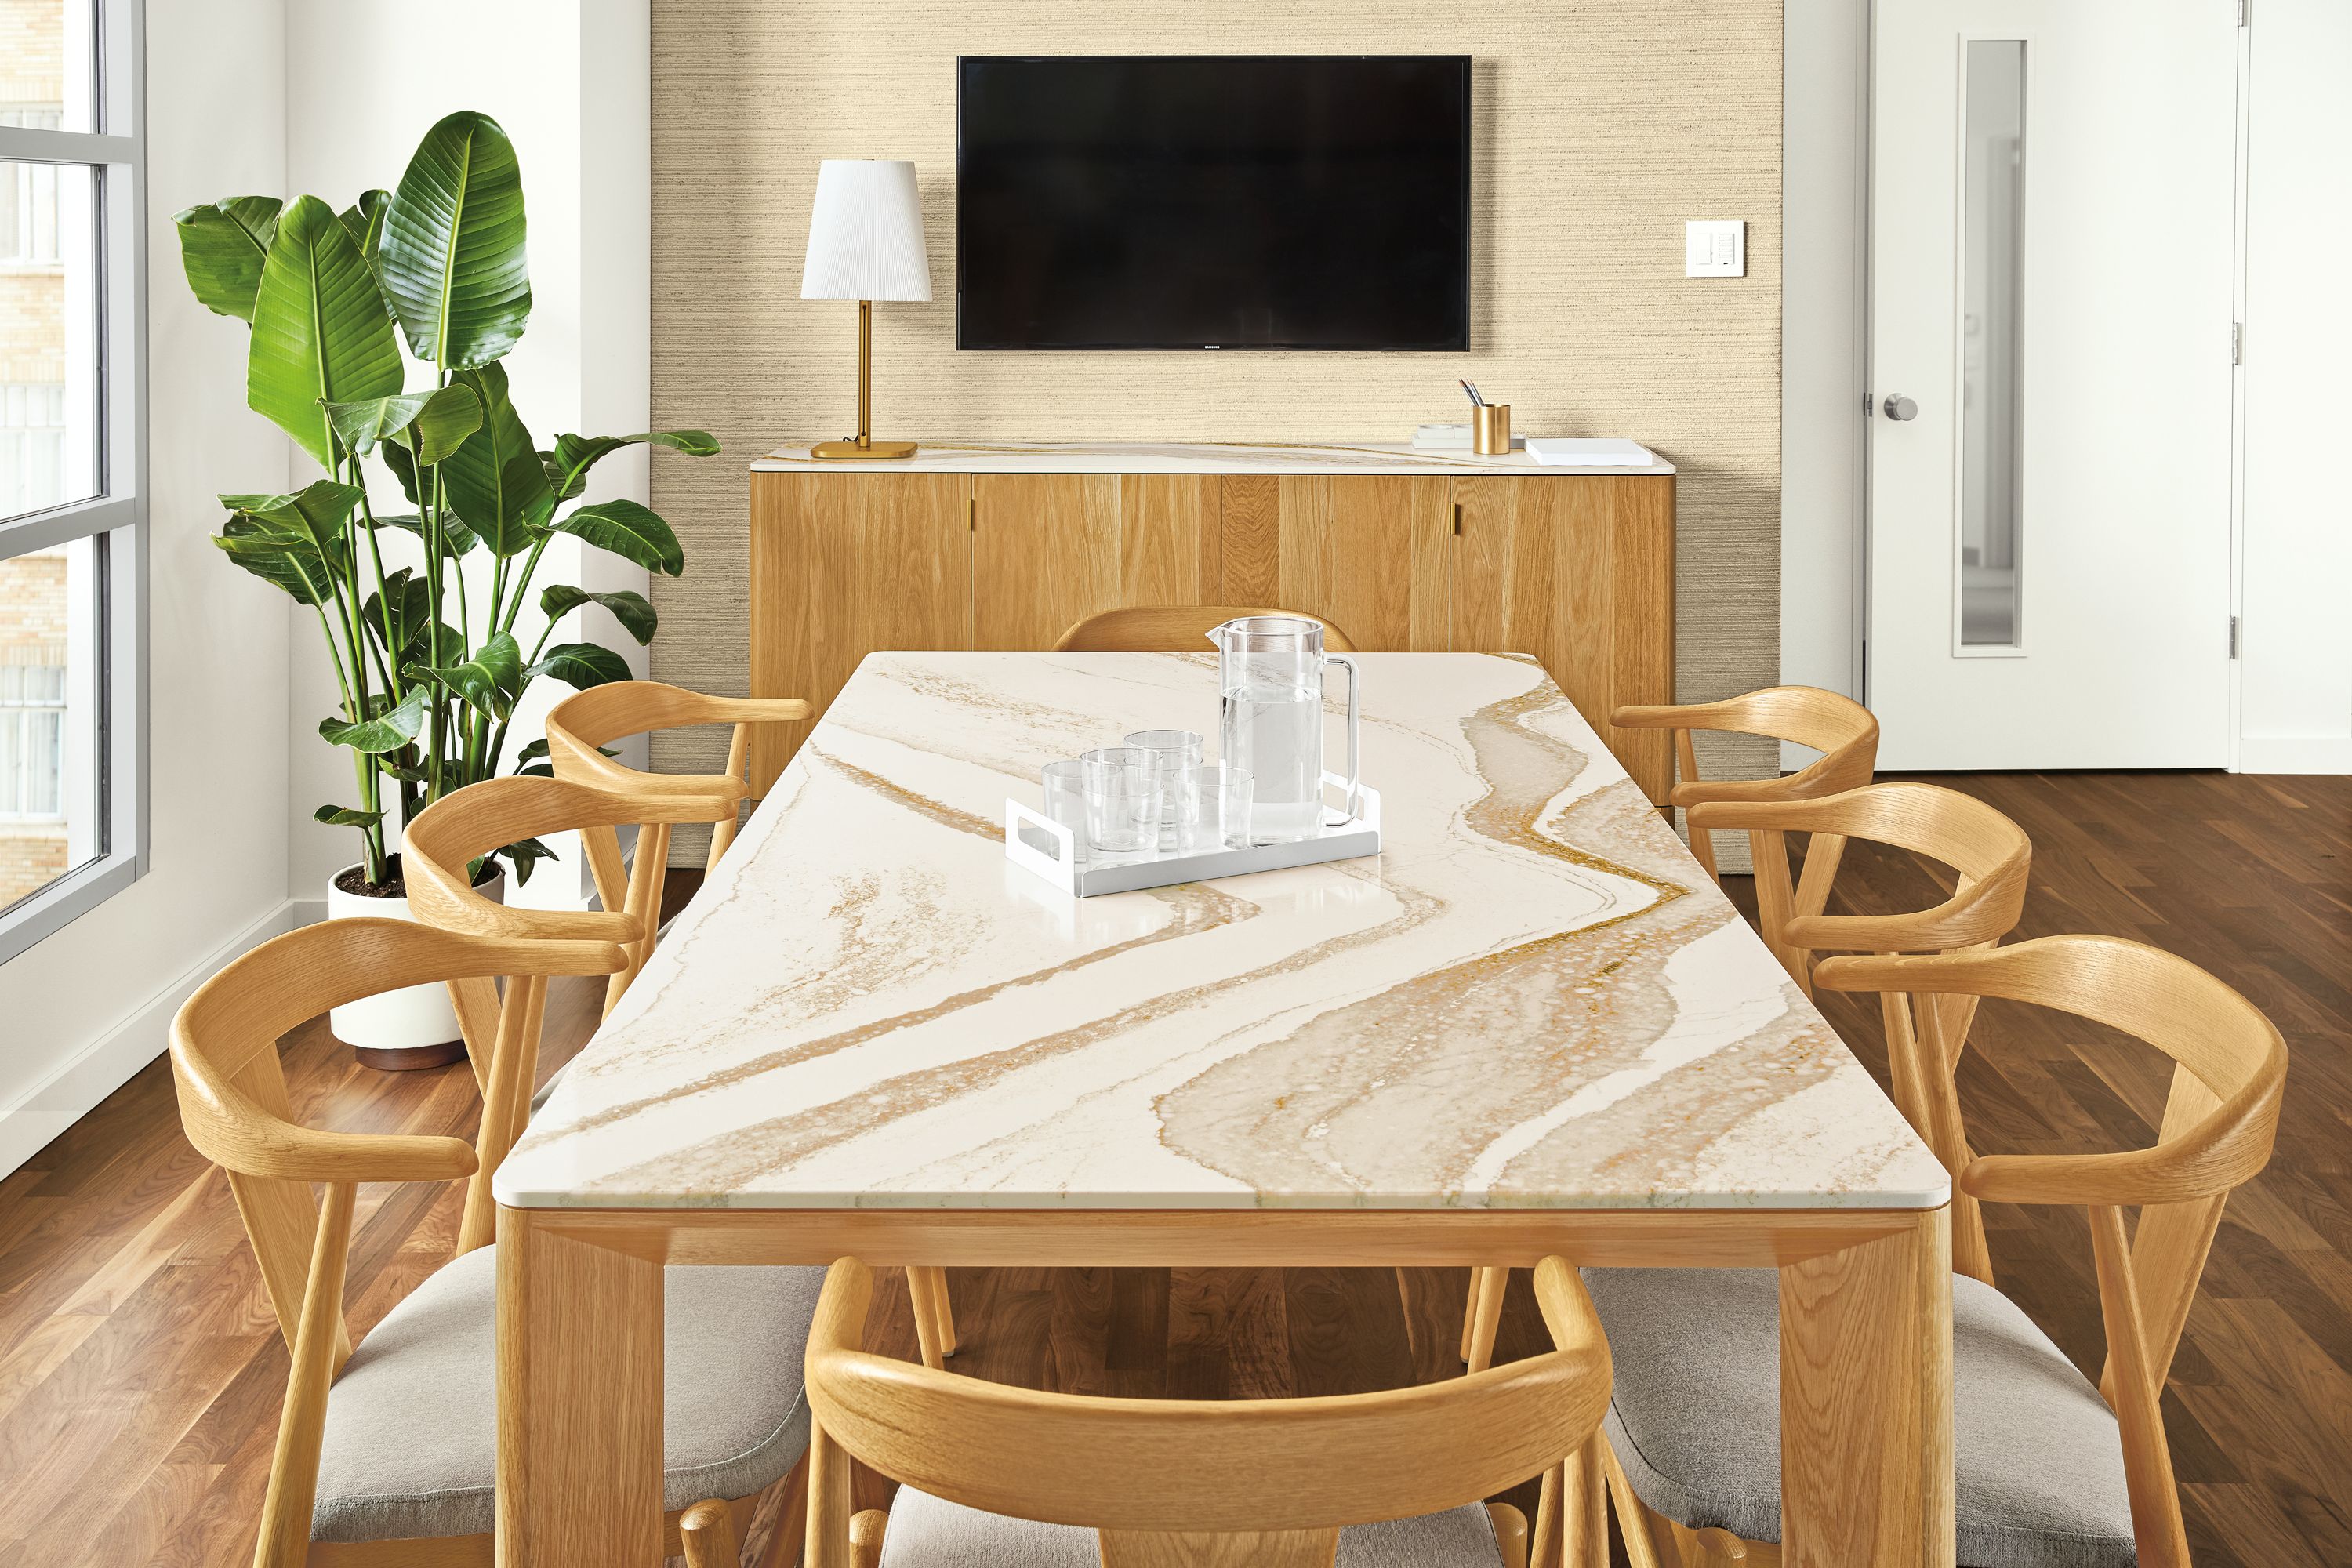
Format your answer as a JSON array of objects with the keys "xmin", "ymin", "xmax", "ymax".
[{"xmin": 0, "ymin": 0, "xmax": 142, "ymax": 959}]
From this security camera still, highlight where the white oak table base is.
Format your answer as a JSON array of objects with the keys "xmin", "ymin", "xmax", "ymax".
[{"xmin": 494, "ymin": 1203, "xmax": 1954, "ymax": 1568}]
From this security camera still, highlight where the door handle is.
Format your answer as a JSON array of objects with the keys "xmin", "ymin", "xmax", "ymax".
[{"xmin": 1882, "ymin": 394, "xmax": 1919, "ymax": 422}]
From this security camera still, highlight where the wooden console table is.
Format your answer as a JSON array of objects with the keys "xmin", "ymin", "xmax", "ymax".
[{"xmin": 747, "ymin": 438, "xmax": 1675, "ymax": 800}]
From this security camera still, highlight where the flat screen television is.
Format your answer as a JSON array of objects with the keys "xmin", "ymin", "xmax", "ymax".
[{"xmin": 956, "ymin": 55, "xmax": 1471, "ymax": 351}]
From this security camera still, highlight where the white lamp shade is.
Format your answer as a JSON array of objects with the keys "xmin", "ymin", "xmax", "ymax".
[{"xmin": 800, "ymin": 159, "xmax": 932, "ymax": 303}]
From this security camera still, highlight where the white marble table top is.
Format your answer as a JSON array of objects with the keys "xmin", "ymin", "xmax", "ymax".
[
  {"xmin": 751, "ymin": 437, "xmax": 1675, "ymax": 477},
  {"xmin": 497, "ymin": 653, "xmax": 1943, "ymax": 1214}
]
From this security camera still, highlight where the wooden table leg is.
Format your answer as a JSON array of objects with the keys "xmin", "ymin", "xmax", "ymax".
[
  {"xmin": 496, "ymin": 1207, "xmax": 663, "ymax": 1566},
  {"xmin": 1778, "ymin": 1207, "xmax": 1954, "ymax": 1568}
]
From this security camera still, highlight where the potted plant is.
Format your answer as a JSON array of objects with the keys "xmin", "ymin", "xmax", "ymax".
[{"xmin": 175, "ymin": 110, "xmax": 717, "ymax": 1068}]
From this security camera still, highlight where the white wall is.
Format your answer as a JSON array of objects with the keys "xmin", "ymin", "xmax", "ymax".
[
  {"xmin": 2235, "ymin": 0, "xmax": 2352, "ymax": 774},
  {"xmin": 0, "ymin": 0, "xmax": 296, "ymax": 1173},
  {"xmin": 282, "ymin": 0, "xmax": 653, "ymax": 911}
]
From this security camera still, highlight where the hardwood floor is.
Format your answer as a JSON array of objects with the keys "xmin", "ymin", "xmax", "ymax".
[{"xmin": 0, "ymin": 770, "xmax": 2341, "ymax": 1566}]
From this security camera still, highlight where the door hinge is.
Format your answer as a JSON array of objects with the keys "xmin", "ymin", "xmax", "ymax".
[
  {"xmin": 2228, "ymin": 615, "xmax": 2240, "ymax": 659},
  {"xmin": 2232, "ymin": 322, "xmax": 2244, "ymax": 365},
  {"xmin": 1452, "ymin": 502, "xmax": 1463, "ymax": 536}
]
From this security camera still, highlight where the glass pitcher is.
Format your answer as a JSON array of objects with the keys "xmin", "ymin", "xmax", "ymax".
[{"xmin": 1207, "ymin": 616, "xmax": 1359, "ymax": 844}]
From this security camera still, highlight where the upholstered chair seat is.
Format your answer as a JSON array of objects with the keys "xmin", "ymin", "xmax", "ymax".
[
  {"xmin": 873, "ymin": 1484, "xmax": 1510, "ymax": 1568},
  {"xmin": 310, "ymin": 1247, "xmax": 824, "ymax": 1544},
  {"xmin": 1587, "ymin": 1265, "xmax": 2136, "ymax": 1568}
]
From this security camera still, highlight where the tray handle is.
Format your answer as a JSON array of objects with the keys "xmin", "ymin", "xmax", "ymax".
[{"xmin": 1004, "ymin": 799, "xmax": 1080, "ymax": 893}]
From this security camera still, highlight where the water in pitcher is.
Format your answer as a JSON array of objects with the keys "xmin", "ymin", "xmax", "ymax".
[{"xmin": 1221, "ymin": 684, "xmax": 1323, "ymax": 843}]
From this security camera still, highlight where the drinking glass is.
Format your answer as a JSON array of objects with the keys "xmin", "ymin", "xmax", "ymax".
[
  {"xmin": 1040, "ymin": 760, "xmax": 1088, "ymax": 862},
  {"xmin": 1080, "ymin": 746, "xmax": 1166, "ymax": 856},
  {"xmin": 1123, "ymin": 729, "xmax": 1204, "ymax": 851},
  {"xmin": 1192, "ymin": 765, "xmax": 1253, "ymax": 851}
]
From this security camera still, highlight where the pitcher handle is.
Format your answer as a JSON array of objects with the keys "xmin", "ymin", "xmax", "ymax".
[{"xmin": 1327, "ymin": 652, "xmax": 1361, "ymax": 822}]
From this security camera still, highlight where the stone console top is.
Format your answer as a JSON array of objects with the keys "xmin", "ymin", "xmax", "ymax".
[
  {"xmin": 497, "ymin": 652, "xmax": 1940, "ymax": 1214},
  {"xmin": 750, "ymin": 437, "xmax": 1675, "ymax": 476}
]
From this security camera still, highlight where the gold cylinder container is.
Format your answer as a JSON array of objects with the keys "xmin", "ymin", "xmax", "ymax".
[{"xmin": 1472, "ymin": 403, "xmax": 1512, "ymax": 455}]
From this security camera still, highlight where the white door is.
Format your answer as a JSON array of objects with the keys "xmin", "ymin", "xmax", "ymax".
[{"xmin": 1867, "ymin": 0, "xmax": 2238, "ymax": 769}]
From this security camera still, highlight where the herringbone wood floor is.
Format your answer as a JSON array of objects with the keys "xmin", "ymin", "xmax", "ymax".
[{"xmin": 0, "ymin": 771, "xmax": 2343, "ymax": 1565}]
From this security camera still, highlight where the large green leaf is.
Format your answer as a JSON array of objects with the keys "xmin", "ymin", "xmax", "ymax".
[
  {"xmin": 339, "ymin": 189, "xmax": 389, "ymax": 273},
  {"xmin": 248, "ymin": 195, "xmax": 404, "ymax": 470},
  {"xmin": 379, "ymin": 110, "xmax": 531, "ymax": 369},
  {"xmin": 376, "ymin": 509, "xmax": 480, "ymax": 560},
  {"xmin": 543, "ymin": 429, "xmax": 720, "ymax": 503},
  {"xmin": 552, "ymin": 499, "xmax": 684, "ymax": 576},
  {"xmin": 441, "ymin": 362, "xmax": 554, "ymax": 554},
  {"xmin": 319, "ymin": 686, "xmax": 428, "ymax": 753},
  {"xmin": 361, "ymin": 568, "xmax": 431, "ymax": 657},
  {"xmin": 499, "ymin": 835, "xmax": 559, "ymax": 887},
  {"xmin": 411, "ymin": 631, "xmax": 523, "ymax": 721},
  {"xmin": 173, "ymin": 196, "xmax": 282, "ymax": 322},
  {"xmin": 524, "ymin": 641, "xmax": 633, "ymax": 691},
  {"xmin": 214, "ymin": 520, "xmax": 336, "ymax": 605},
  {"xmin": 539, "ymin": 583, "xmax": 657, "ymax": 644},
  {"xmin": 314, "ymin": 804, "xmax": 387, "ymax": 829},
  {"xmin": 223, "ymin": 480, "xmax": 364, "ymax": 556},
  {"xmin": 323, "ymin": 383, "xmax": 481, "ymax": 463}
]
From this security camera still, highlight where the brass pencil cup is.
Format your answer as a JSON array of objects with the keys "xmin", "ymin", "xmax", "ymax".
[{"xmin": 1472, "ymin": 404, "xmax": 1512, "ymax": 455}]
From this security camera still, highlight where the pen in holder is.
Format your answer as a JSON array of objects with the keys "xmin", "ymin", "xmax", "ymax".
[{"xmin": 1472, "ymin": 403, "xmax": 1512, "ymax": 455}]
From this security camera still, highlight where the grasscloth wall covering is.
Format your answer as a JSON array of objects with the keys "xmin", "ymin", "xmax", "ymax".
[{"xmin": 649, "ymin": 2, "xmax": 1782, "ymax": 858}]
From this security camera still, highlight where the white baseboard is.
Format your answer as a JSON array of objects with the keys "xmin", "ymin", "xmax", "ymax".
[
  {"xmin": 2235, "ymin": 736, "xmax": 2352, "ymax": 775},
  {"xmin": 0, "ymin": 898, "xmax": 308, "ymax": 1180}
]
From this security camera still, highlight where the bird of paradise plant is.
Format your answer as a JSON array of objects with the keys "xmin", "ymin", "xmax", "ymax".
[{"xmin": 176, "ymin": 110, "xmax": 716, "ymax": 891}]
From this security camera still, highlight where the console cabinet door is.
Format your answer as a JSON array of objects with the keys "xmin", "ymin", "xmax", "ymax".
[
  {"xmin": 971, "ymin": 474, "xmax": 1221, "ymax": 649},
  {"xmin": 1450, "ymin": 474, "xmax": 1675, "ymax": 803},
  {"xmin": 748, "ymin": 471, "xmax": 971, "ymax": 794},
  {"xmin": 1216, "ymin": 475, "xmax": 1450, "ymax": 650}
]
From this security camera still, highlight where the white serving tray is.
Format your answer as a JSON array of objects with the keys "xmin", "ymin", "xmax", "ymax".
[{"xmin": 1004, "ymin": 776, "xmax": 1381, "ymax": 897}]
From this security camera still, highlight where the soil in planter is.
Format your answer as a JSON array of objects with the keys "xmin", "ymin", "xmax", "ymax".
[
  {"xmin": 332, "ymin": 851, "xmax": 503, "ymax": 900},
  {"xmin": 335, "ymin": 853, "xmax": 409, "ymax": 899}
]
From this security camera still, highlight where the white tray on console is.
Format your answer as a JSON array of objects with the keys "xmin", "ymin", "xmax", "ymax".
[{"xmin": 1004, "ymin": 777, "xmax": 1381, "ymax": 897}]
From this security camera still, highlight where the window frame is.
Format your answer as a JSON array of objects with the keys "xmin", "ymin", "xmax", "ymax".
[{"xmin": 0, "ymin": 0, "xmax": 147, "ymax": 964}]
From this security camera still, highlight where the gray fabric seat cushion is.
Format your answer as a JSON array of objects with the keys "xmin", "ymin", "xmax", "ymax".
[
  {"xmin": 1584, "ymin": 1267, "xmax": 2137, "ymax": 1568},
  {"xmin": 875, "ymin": 1484, "xmax": 1505, "ymax": 1568},
  {"xmin": 312, "ymin": 1244, "xmax": 822, "ymax": 1543}
]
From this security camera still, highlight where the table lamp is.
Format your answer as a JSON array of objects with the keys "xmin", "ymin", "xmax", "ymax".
[{"xmin": 800, "ymin": 158, "xmax": 931, "ymax": 459}]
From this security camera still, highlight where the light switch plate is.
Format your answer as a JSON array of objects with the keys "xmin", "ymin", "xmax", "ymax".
[{"xmin": 1686, "ymin": 220, "xmax": 1745, "ymax": 278}]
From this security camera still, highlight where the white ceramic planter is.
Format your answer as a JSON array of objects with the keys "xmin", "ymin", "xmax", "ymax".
[{"xmin": 326, "ymin": 857, "xmax": 504, "ymax": 1070}]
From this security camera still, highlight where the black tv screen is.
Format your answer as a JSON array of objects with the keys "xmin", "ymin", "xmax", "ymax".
[{"xmin": 956, "ymin": 55, "xmax": 1471, "ymax": 351}]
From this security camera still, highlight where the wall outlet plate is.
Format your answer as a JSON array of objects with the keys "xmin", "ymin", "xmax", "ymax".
[{"xmin": 1686, "ymin": 220, "xmax": 1745, "ymax": 278}]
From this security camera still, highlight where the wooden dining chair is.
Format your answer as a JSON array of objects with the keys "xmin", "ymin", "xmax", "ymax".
[
  {"xmin": 401, "ymin": 774, "xmax": 740, "ymax": 1254},
  {"xmin": 1051, "ymin": 604, "xmax": 1359, "ymax": 652},
  {"xmin": 545, "ymin": 679, "xmax": 813, "ymax": 1006},
  {"xmin": 1585, "ymin": 935, "xmax": 2286, "ymax": 1568},
  {"xmin": 169, "ymin": 917, "xmax": 820, "ymax": 1567},
  {"xmin": 1610, "ymin": 685, "xmax": 1878, "ymax": 887},
  {"xmin": 800, "ymin": 1253, "xmax": 1615, "ymax": 1568},
  {"xmin": 1459, "ymin": 782, "xmax": 2031, "ymax": 1384}
]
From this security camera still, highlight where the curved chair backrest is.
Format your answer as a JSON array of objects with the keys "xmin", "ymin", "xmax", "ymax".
[
  {"xmin": 804, "ymin": 1256, "xmax": 1611, "ymax": 1568},
  {"xmin": 404, "ymin": 775, "xmax": 723, "ymax": 1247},
  {"xmin": 1686, "ymin": 780, "xmax": 2031, "ymax": 1007},
  {"xmin": 1610, "ymin": 688, "xmax": 1878, "ymax": 931},
  {"xmin": 169, "ymin": 918, "xmax": 623, "ymax": 1568},
  {"xmin": 545, "ymin": 681, "xmax": 810, "ymax": 1004},
  {"xmin": 1051, "ymin": 604, "xmax": 1359, "ymax": 653},
  {"xmin": 1815, "ymin": 935, "xmax": 2285, "ymax": 1567}
]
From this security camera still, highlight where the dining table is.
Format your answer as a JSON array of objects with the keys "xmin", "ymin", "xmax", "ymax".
[{"xmin": 492, "ymin": 649, "xmax": 1955, "ymax": 1568}]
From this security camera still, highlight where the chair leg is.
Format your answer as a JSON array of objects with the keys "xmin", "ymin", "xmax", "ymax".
[
  {"xmin": 1562, "ymin": 1437, "xmax": 1608, "ymax": 1568},
  {"xmin": 849, "ymin": 1508, "xmax": 889, "ymax": 1568},
  {"xmin": 681, "ymin": 1497, "xmax": 740, "ymax": 1568},
  {"xmin": 1530, "ymin": 1463, "xmax": 1563, "ymax": 1568},
  {"xmin": 924, "ymin": 1265, "xmax": 958, "ymax": 1355},
  {"xmin": 1487, "ymin": 1502, "xmax": 1530, "ymax": 1568},
  {"xmin": 1465, "ymin": 1265, "xmax": 1507, "ymax": 1372},
  {"xmin": 1599, "ymin": 1437, "xmax": 1665, "ymax": 1568}
]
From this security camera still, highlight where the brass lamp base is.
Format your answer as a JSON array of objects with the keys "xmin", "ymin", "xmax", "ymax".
[{"xmin": 810, "ymin": 437, "xmax": 917, "ymax": 460}]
